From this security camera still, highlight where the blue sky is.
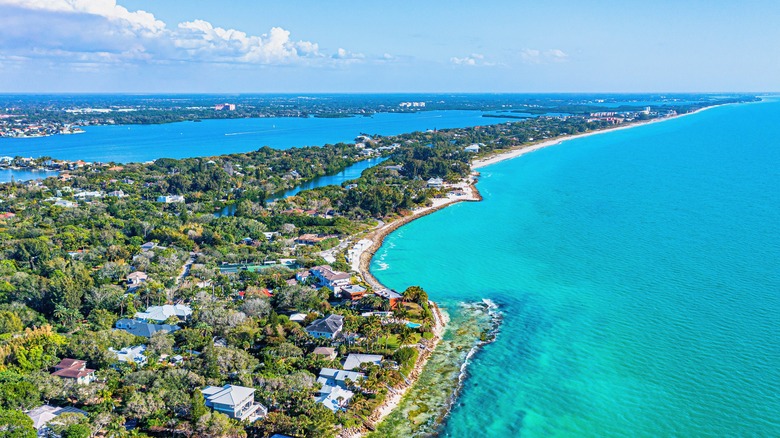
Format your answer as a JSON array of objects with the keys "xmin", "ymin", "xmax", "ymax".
[{"xmin": 1, "ymin": 0, "xmax": 778, "ymax": 92}]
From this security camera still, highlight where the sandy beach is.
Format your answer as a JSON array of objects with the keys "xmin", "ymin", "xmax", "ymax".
[
  {"xmin": 355, "ymin": 180, "xmax": 480, "ymax": 292},
  {"xmin": 472, "ymin": 106, "xmax": 721, "ymax": 170}
]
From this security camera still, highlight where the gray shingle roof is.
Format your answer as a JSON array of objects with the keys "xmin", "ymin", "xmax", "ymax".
[{"xmin": 306, "ymin": 314, "xmax": 344, "ymax": 335}]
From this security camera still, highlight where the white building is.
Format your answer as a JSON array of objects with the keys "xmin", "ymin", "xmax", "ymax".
[
  {"xmin": 109, "ymin": 345, "xmax": 147, "ymax": 366},
  {"xmin": 427, "ymin": 177, "xmax": 444, "ymax": 188},
  {"xmin": 315, "ymin": 368, "xmax": 364, "ymax": 412},
  {"xmin": 135, "ymin": 304, "xmax": 193, "ymax": 323},
  {"xmin": 202, "ymin": 385, "xmax": 267, "ymax": 422},
  {"xmin": 310, "ymin": 265, "xmax": 351, "ymax": 292},
  {"xmin": 343, "ymin": 354, "xmax": 383, "ymax": 371},
  {"xmin": 157, "ymin": 195, "xmax": 185, "ymax": 203}
]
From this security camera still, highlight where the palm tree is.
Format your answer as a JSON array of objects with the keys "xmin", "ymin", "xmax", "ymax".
[{"xmin": 398, "ymin": 327, "xmax": 415, "ymax": 347}]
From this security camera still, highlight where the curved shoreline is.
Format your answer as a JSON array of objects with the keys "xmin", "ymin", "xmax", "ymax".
[{"xmin": 352, "ymin": 104, "xmax": 730, "ymax": 434}]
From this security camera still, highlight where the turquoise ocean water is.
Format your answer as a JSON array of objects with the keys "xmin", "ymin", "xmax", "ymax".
[{"xmin": 372, "ymin": 100, "xmax": 780, "ymax": 436}]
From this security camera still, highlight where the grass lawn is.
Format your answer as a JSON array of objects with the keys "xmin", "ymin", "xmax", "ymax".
[{"xmin": 376, "ymin": 334, "xmax": 400, "ymax": 350}]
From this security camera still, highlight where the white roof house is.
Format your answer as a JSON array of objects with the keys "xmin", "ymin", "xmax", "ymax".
[
  {"xmin": 53, "ymin": 199, "xmax": 77, "ymax": 208},
  {"xmin": 157, "ymin": 195, "xmax": 185, "ymax": 203},
  {"xmin": 26, "ymin": 405, "xmax": 88, "ymax": 431},
  {"xmin": 315, "ymin": 386, "xmax": 355, "ymax": 412},
  {"xmin": 315, "ymin": 368, "xmax": 363, "ymax": 412},
  {"xmin": 289, "ymin": 313, "xmax": 307, "ymax": 323},
  {"xmin": 202, "ymin": 385, "xmax": 267, "ymax": 422},
  {"xmin": 427, "ymin": 177, "xmax": 444, "ymax": 188},
  {"xmin": 343, "ymin": 354, "xmax": 383, "ymax": 371},
  {"xmin": 464, "ymin": 144, "xmax": 481, "ymax": 153},
  {"xmin": 109, "ymin": 345, "xmax": 147, "ymax": 366},
  {"xmin": 135, "ymin": 304, "xmax": 192, "ymax": 323}
]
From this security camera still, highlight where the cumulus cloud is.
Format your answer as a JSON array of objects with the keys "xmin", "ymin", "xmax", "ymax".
[
  {"xmin": 521, "ymin": 48, "xmax": 569, "ymax": 64},
  {"xmin": 332, "ymin": 48, "xmax": 365, "ymax": 62},
  {"xmin": 0, "ymin": 0, "xmax": 349, "ymax": 65},
  {"xmin": 450, "ymin": 53, "xmax": 486, "ymax": 66}
]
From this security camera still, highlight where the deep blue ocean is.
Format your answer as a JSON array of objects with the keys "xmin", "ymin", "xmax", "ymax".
[{"xmin": 372, "ymin": 100, "xmax": 780, "ymax": 436}]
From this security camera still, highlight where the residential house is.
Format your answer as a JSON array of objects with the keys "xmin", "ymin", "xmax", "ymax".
[
  {"xmin": 316, "ymin": 386, "xmax": 355, "ymax": 412},
  {"xmin": 202, "ymin": 385, "xmax": 267, "ymax": 422},
  {"xmin": 126, "ymin": 271, "xmax": 148, "ymax": 286},
  {"xmin": 295, "ymin": 271, "xmax": 311, "ymax": 283},
  {"xmin": 140, "ymin": 241, "xmax": 157, "ymax": 251},
  {"xmin": 134, "ymin": 304, "xmax": 192, "ymax": 323},
  {"xmin": 115, "ymin": 319, "xmax": 180, "ymax": 338},
  {"xmin": 295, "ymin": 233, "xmax": 325, "ymax": 245},
  {"xmin": 312, "ymin": 347, "xmax": 338, "ymax": 361},
  {"xmin": 53, "ymin": 199, "xmax": 77, "ymax": 208},
  {"xmin": 289, "ymin": 313, "xmax": 307, "ymax": 323},
  {"xmin": 109, "ymin": 345, "xmax": 147, "ymax": 366},
  {"xmin": 464, "ymin": 144, "xmax": 481, "ymax": 153},
  {"xmin": 375, "ymin": 289, "xmax": 404, "ymax": 309},
  {"xmin": 343, "ymin": 354, "xmax": 383, "ymax": 371},
  {"xmin": 310, "ymin": 266, "xmax": 351, "ymax": 293},
  {"xmin": 427, "ymin": 177, "xmax": 444, "ymax": 188},
  {"xmin": 74, "ymin": 190, "xmax": 103, "ymax": 200},
  {"xmin": 51, "ymin": 359, "xmax": 96, "ymax": 385},
  {"xmin": 157, "ymin": 195, "xmax": 185, "ymax": 203},
  {"xmin": 341, "ymin": 284, "xmax": 367, "ymax": 301},
  {"xmin": 26, "ymin": 405, "xmax": 88, "ymax": 433},
  {"xmin": 306, "ymin": 314, "xmax": 344, "ymax": 339},
  {"xmin": 315, "ymin": 368, "xmax": 364, "ymax": 412}
]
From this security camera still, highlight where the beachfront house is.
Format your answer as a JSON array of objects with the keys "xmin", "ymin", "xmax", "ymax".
[
  {"xmin": 306, "ymin": 314, "xmax": 344, "ymax": 339},
  {"xmin": 375, "ymin": 289, "xmax": 403, "ymax": 309},
  {"xmin": 115, "ymin": 319, "xmax": 180, "ymax": 338},
  {"xmin": 464, "ymin": 144, "xmax": 481, "ymax": 153},
  {"xmin": 202, "ymin": 384, "xmax": 267, "ymax": 422},
  {"xmin": 315, "ymin": 368, "xmax": 364, "ymax": 412},
  {"xmin": 51, "ymin": 359, "xmax": 96, "ymax": 385},
  {"xmin": 343, "ymin": 353, "xmax": 383, "ymax": 371},
  {"xmin": 341, "ymin": 284, "xmax": 367, "ymax": 301},
  {"xmin": 134, "ymin": 304, "xmax": 193, "ymax": 323},
  {"xmin": 427, "ymin": 177, "xmax": 444, "ymax": 188}
]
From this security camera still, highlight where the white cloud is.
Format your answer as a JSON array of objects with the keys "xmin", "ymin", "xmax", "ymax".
[
  {"xmin": 450, "ymin": 53, "xmax": 486, "ymax": 66},
  {"xmin": 0, "ymin": 0, "xmax": 165, "ymax": 33},
  {"xmin": 332, "ymin": 48, "xmax": 365, "ymax": 61},
  {"xmin": 521, "ymin": 48, "xmax": 569, "ymax": 64},
  {"xmin": 0, "ymin": 0, "xmax": 348, "ymax": 65}
]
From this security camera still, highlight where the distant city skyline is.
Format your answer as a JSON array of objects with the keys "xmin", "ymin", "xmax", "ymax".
[{"xmin": 1, "ymin": 0, "xmax": 779, "ymax": 93}]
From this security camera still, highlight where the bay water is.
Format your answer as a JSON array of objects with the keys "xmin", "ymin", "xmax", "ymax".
[
  {"xmin": 0, "ymin": 110, "xmax": 513, "ymax": 163},
  {"xmin": 371, "ymin": 100, "xmax": 780, "ymax": 436}
]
